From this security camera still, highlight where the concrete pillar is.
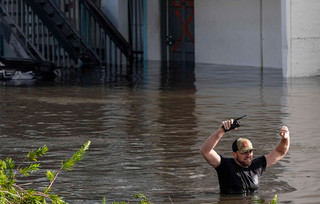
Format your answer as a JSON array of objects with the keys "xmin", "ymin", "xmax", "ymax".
[{"xmin": 282, "ymin": 0, "xmax": 320, "ymax": 77}]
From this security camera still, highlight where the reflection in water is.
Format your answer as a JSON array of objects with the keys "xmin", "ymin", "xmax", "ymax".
[
  {"xmin": 278, "ymin": 77, "xmax": 320, "ymax": 203},
  {"xmin": 155, "ymin": 63, "xmax": 199, "ymax": 202},
  {"xmin": 160, "ymin": 62, "xmax": 196, "ymax": 90},
  {"xmin": 0, "ymin": 62, "xmax": 319, "ymax": 203}
]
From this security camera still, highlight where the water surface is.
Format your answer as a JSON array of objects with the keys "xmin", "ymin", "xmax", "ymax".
[{"xmin": 0, "ymin": 61, "xmax": 319, "ymax": 204}]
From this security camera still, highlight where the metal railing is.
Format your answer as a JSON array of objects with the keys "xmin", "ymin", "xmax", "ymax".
[
  {"xmin": 49, "ymin": 0, "xmax": 132, "ymax": 66},
  {"xmin": 0, "ymin": 0, "xmax": 132, "ymax": 67},
  {"xmin": 0, "ymin": 0, "xmax": 73, "ymax": 67}
]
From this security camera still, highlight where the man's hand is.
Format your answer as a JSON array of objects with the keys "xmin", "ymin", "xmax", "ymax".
[
  {"xmin": 279, "ymin": 126, "xmax": 289, "ymax": 139},
  {"xmin": 200, "ymin": 119, "xmax": 233, "ymax": 168},
  {"xmin": 221, "ymin": 119, "xmax": 235, "ymax": 132}
]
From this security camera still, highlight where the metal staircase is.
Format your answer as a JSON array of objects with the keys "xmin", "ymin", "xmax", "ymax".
[{"xmin": 0, "ymin": 0, "xmax": 132, "ymax": 68}]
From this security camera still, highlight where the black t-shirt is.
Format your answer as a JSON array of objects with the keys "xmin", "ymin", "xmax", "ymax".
[{"xmin": 215, "ymin": 154, "xmax": 267, "ymax": 194}]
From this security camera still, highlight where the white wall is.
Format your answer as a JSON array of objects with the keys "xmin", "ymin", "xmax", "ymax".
[
  {"xmin": 195, "ymin": 0, "xmax": 282, "ymax": 68},
  {"xmin": 282, "ymin": 0, "xmax": 320, "ymax": 77}
]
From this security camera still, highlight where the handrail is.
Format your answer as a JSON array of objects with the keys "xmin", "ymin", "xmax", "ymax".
[
  {"xmin": 0, "ymin": 12, "xmax": 40, "ymax": 60},
  {"xmin": 81, "ymin": 0, "xmax": 131, "ymax": 58},
  {"xmin": 0, "ymin": 0, "xmax": 74, "ymax": 67},
  {"xmin": 24, "ymin": 0, "xmax": 78, "ymax": 62},
  {"xmin": 50, "ymin": 0, "xmax": 132, "ymax": 65}
]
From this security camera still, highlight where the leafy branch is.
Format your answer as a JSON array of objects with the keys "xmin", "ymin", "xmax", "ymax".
[
  {"xmin": 46, "ymin": 141, "xmax": 91, "ymax": 191},
  {"xmin": 14, "ymin": 145, "xmax": 48, "ymax": 178},
  {"xmin": 0, "ymin": 141, "xmax": 91, "ymax": 204}
]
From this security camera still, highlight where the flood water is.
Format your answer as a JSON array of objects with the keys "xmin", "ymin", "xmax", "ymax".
[{"xmin": 0, "ymin": 61, "xmax": 319, "ymax": 204}]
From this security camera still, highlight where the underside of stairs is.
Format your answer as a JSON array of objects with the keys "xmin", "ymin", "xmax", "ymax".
[{"xmin": 0, "ymin": 0, "xmax": 132, "ymax": 68}]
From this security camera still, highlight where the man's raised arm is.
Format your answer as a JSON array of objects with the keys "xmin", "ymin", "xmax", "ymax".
[
  {"xmin": 200, "ymin": 119, "xmax": 234, "ymax": 168},
  {"xmin": 265, "ymin": 126, "xmax": 290, "ymax": 168}
]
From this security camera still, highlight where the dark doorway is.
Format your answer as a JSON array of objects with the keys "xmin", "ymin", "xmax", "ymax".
[{"xmin": 161, "ymin": 0, "xmax": 195, "ymax": 64}]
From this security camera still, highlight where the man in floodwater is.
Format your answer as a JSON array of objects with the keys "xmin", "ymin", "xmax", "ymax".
[{"xmin": 200, "ymin": 119, "xmax": 290, "ymax": 194}]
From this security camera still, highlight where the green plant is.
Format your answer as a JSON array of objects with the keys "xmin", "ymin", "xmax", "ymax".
[
  {"xmin": 134, "ymin": 193, "xmax": 153, "ymax": 204},
  {"xmin": 103, "ymin": 193, "xmax": 153, "ymax": 204},
  {"xmin": 0, "ymin": 141, "xmax": 91, "ymax": 204},
  {"xmin": 268, "ymin": 194, "xmax": 278, "ymax": 204},
  {"xmin": 253, "ymin": 194, "xmax": 279, "ymax": 204}
]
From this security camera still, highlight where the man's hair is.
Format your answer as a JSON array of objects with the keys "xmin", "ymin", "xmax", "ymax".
[{"xmin": 232, "ymin": 139, "xmax": 238, "ymax": 152}]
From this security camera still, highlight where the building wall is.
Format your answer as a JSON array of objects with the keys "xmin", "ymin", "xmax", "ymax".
[
  {"xmin": 127, "ymin": 0, "xmax": 320, "ymax": 77},
  {"xmin": 102, "ymin": 0, "xmax": 119, "ymax": 27},
  {"xmin": 282, "ymin": 0, "xmax": 320, "ymax": 77},
  {"xmin": 195, "ymin": 0, "xmax": 282, "ymax": 68},
  {"xmin": 2, "ymin": 0, "xmax": 319, "ymax": 77},
  {"xmin": 146, "ymin": 0, "xmax": 161, "ymax": 61},
  {"xmin": 262, "ymin": 0, "xmax": 282, "ymax": 68},
  {"xmin": 102, "ymin": 0, "xmax": 128, "ymax": 41},
  {"xmin": 118, "ymin": 0, "xmax": 129, "ymax": 41}
]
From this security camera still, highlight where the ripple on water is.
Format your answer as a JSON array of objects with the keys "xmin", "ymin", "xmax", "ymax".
[{"xmin": 1, "ymin": 63, "xmax": 319, "ymax": 203}]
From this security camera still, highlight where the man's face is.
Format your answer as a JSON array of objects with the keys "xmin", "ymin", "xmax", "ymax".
[{"xmin": 233, "ymin": 150, "xmax": 253, "ymax": 168}]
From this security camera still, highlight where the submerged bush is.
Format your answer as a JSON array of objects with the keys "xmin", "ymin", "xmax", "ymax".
[
  {"xmin": 103, "ymin": 193, "xmax": 153, "ymax": 204},
  {"xmin": 269, "ymin": 194, "xmax": 278, "ymax": 204},
  {"xmin": 254, "ymin": 194, "xmax": 278, "ymax": 204},
  {"xmin": 0, "ymin": 141, "xmax": 91, "ymax": 203}
]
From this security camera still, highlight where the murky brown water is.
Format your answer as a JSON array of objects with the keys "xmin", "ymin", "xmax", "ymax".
[{"xmin": 0, "ymin": 61, "xmax": 319, "ymax": 204}]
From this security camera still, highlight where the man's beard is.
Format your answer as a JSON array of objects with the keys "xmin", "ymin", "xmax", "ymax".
[{"xmin": 236, "ymin": 157, "xmax": 252, "ymax": 167}]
